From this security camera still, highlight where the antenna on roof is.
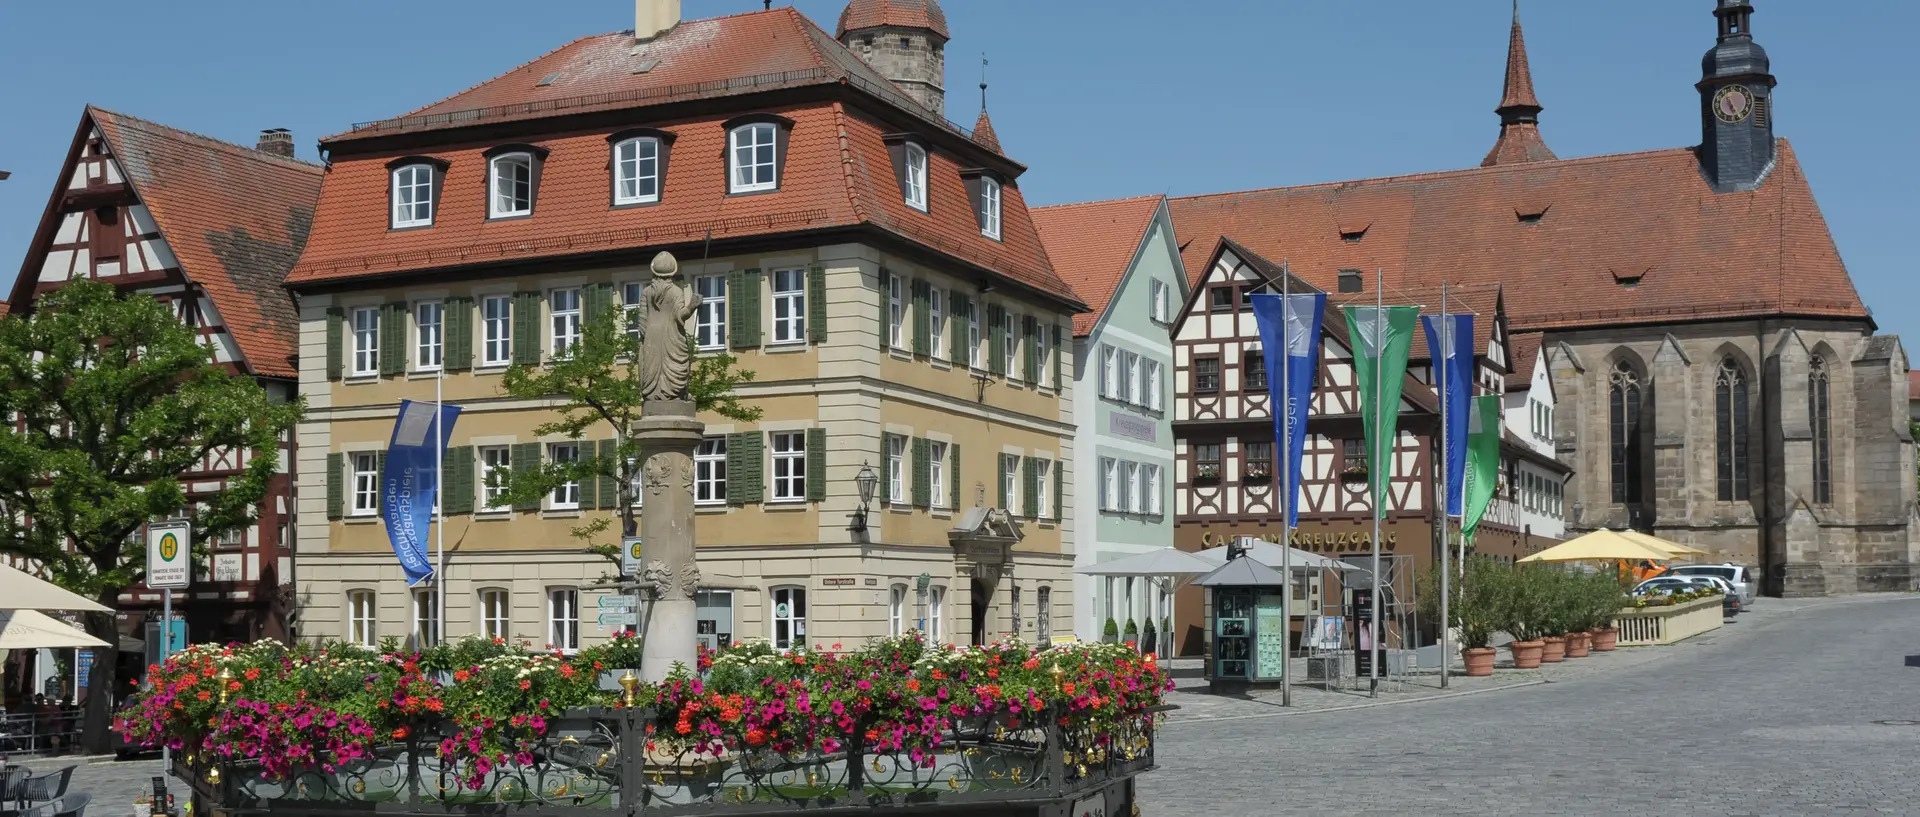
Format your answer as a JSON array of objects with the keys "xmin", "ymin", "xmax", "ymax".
[{"xmin": 980, "ymin": 54, "xmax": 989, "ymax": 110}]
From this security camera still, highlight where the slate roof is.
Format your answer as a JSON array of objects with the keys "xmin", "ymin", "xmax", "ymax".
[
  {"xmin": 837, "ymin": 0, "xmax": 950, "ymax": 39},
  {"xmin": 1031, "ymin": 195, "xmax": 1163, "ymax": 336}
]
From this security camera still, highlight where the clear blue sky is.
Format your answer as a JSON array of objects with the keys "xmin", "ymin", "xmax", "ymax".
[{"xmin": 1, "ymin": 1, "xmax": 1914, "ymax": 346}]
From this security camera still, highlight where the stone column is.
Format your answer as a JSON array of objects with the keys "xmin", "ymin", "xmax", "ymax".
[
  {"xmin": 1650, "ymin": 336, "xmax": 1692, "ymax": 532},
  {"xmin": 636, "ymin": 399, "xmax": 705, "ymax": 683}
]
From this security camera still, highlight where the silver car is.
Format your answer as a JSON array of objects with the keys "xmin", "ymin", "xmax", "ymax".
[{"xmin": 1665, "ymin": 564, "xmax": 1756, "ymax": 607}]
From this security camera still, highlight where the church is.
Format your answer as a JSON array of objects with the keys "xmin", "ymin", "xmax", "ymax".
[{"xmin": 1145, "ymin": 0, "xmax": 1915, "ymax": 596}]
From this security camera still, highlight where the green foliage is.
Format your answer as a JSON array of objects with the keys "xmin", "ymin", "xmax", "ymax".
[
  {"xmin": 1123, "ymin": 618, "xmax": 1139, "ymax": 636},
  {"xmin": 1498, "ymin": 564, "xmax": 1551, "ymax": 643},
  {"xmin": 1103, "ymin": 618, "xmax": 1120, "ymax": 640},
  {"xmin": 1141, "ymin": 620, "xmax": 1158, "ymax": 654},
  {"xmin": 1417, "ymin": 556, "xmax": 1509, "ymax": 650}
]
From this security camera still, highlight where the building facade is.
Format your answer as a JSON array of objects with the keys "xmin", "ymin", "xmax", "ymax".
[
  {"xmin": 1032, "ymin": 196, "xmax": 1186, "ymax": 642},
  {"xmin": 287, "ymin": 3, "xmax": 1083, "ymax": 652},
  {"xmin": 1501, "ymin": 335, "xmax": 1567, "ymax": 545}
]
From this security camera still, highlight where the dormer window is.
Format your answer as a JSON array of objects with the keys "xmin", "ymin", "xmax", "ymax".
[
  {"xmin": 904, "ymin": 143, "xmax": 928, "ymax": 211},
  {"xmin": 386, "ymin": 157, "xmax": 446, "ymax": 230},
  {"xmin": 730, "ymin": 123, "xmax": 779, "ymax": 193},
  {"xmin": 978, "ymin": 177, "xmax": 1002, "ymax": 240},
  {"xmin": 613, "ymin": 137, "xmax": 660, "ymax": 205},
  {"xmin": 485, "ymin": 144, "xmax": 548, "ymax": 219}
]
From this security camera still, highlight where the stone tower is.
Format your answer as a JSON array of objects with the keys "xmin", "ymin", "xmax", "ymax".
[
  {"xmin": 837, "ymin": 0, "xmax": 949, "ymax": 115},
  {"xmin": 1698, "ymin": 0, "xmax": 1777, "ymax": 192}
]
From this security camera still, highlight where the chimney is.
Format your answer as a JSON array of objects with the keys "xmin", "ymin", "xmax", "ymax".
[
  {"xmin": 634, "ymin": 0, "xmax": 681, "ymax": 41},
  {"xmin": 256, "ymin": 129, "xmax": 295, "ymax": 159}
]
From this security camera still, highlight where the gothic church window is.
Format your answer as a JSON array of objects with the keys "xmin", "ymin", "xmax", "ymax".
[
  {"xmin": 1608, "ymin": 360, "xmax": 1645, "ymax": 505},
  {"xmin": 1714, "ymin": 358, "xmax": 1750, "ymax": 501},
  {"xmin": 1809, "ymin": 357, "xmax": 1832, "ymax": 505}
]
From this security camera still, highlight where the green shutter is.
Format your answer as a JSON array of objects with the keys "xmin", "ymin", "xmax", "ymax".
[
  {"xmin": 912, "ymin": 437, "xmax": 930, "ymax": 508},
  {"xmin": 597, "ymin": 439, "xmax": 619, "ymax": 509},
  {"xmin": 808, "ymin": 264, "xmax": 827, "ymax": 344},
  {"xmin": 325, "ymin": 308, "xmax": 345, "ymax": 381},
  {"xmin": 877, "ymin": 268, "xmax": 892, "ymax": 351},
  {"xmin": 1052, "ymin": 323, "xmax": 1063, "ymax": 392},
  {"xmin": 1023, "ymin": 456, "xmax": 1039, "ymax": 518},
  {"xmin": 987, "ymin": 304, "xmax": 1005, "ymax": 377},
  {"xmin": 1023, "ymin": 315, "xmax": 1038, "ymax": 382},
  {"xmin": 950, "ymin": 294, "xmax": 969, "ymax": 364},
  {"xmin": 950, "ymin": 444, "xmax": 963, "ymax": 509},
  {"xmin": 512, "ymin": 292, "xmax": 541, "ymax": 365},
  {"xmin": 879, "ymin": 433, "xmax": 893, "ymax": 503},
  {"xmin": 326, "ymin": 452, "xmax": 344, "ymax": 519},
  {"xmin": 1053, "ymin": 459, "xmax": 1063, "ymax": 520},
  {"xmin": 912, "ymin": 279, "xmax": 931, "ymax": 357},
  {"xmin": 380, "ymin": 302, "xmax": 407, "ymax": 375},
  {"xmin": 807, "ymin": 427, "xmax": 827, "ymax": 502},
  {"xmin": 731, "ymin": 269, "xmax": 762, "ymax": 350},
  {"xmin": 374, "ymin": 451, "xmax": 387, "ymax": 510},
  {"xmin": 584, "ymin": 283, "xmax": 614, "ymax": 328},
  {"xmin": 997, "ymin": 454, "xmax": 1009, "ymax": 511},
  {"xmin": 444, "ymin": 446, "xmax": 473, "ymax": 515},
  {"xmin": 728, "ymin": 432, "xmax": 763, "ymax": 505},
  {"xmin": 511, "ymin": 443, "xmax": 541, "ymax": 511},
  {"xmin": 445, "ymin": 297, "xmax": 473, "ymax": 372}
]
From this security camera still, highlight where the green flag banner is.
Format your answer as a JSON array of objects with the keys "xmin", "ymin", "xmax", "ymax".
[
  {"xmin": 1461, "ymin": 393, "xmax": 1502, "ymax": 542},
  {"xmin": 1341, "ymin": 305, "xmax": 1420, "ymax": 519}
]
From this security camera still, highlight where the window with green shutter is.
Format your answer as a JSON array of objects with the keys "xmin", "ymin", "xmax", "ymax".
[
  {"xmin": 326, "ymin": 308, "xmax": 345, "ymax": 381},
  {"xmin": 950, "ymin": 294, "xmax": 970, "ymax": 364},
  {"xmin": 512, "ymin": 292, "xmax": 542, "ymax": 365},
  {"xmin": 949, "ymin": 443, "xmax": 963, "ymax": 509},
  {"xmin": 443, "ymin": 446, "xmax": 474, "ymax": 514},
  {"xmin": 997, "ymin": 454, "xmax": 1009, "ymax": 511},
  {"xmin": 877, "ymin": 268, "xmax": 892, "ymax": 352},
  {"xmin": 374, "ymin": 451, "xmax": 387, "ymax": 510},
  {"xmin": 326, "ymin": 452, "xmax": 344, "ymax": 519},
  {"xmin": 1052, "ymin": 323, "xmax": 1063, "ymax": 392},
  {"xmin": 380, "ymin": 302, "xmax": 408, "ymax": 375},
  {"xmin": 584, "ymin": 283, "xmax": 615, "ymax": 328},
  {"xmin": 1052, "ymin": 458, "xmax": 1063, "ymax": 520},
  {"xmin": 987, "ymin": 304, "xmax": 1005, "ymax": 377},
  {"xmin": 808, "ymin": 265, "xmax": 827, "ymax": 344},
  {"xmin": 597, "ymin": 440, "xmax": 619, "ymax": 509},
  {"xmin": 1023, "ymin": 315, "xmax": 1038, "ymax": 382},
  {"xmin": 444, "ymin": 297, "xmax": 473, "ymax": 372},
  {"xmin": 912, "ymin": 437, "xmax": 930, "ymax": 508},
  {"xmin": 807, "ymin": 427, "xmax": 827, "ymax": 502},
  {"xmin": 728, "ymin": 432, "xmax": 764, "ymax": 504},
  {"xmin": 912, "ymin": 280, "xmax": 930, "ymax": 357},
  {"xmin": 510, "ymin": 443, "xmax": 541, "ymax": 511},
  {"xmin": 879, "ymin": 433, "xmax": 893, "ymax": 503},
  {"xmin": 1022, "ymin": 456, "xmax": 1039, "ymax": 518},
  {"xmin": 731, "ymin": 269, "xmax": 762, "ymax": 350}
]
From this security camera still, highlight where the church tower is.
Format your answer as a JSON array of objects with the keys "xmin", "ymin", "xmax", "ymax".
[
  {"xmin": 837, "ymin": 0, "xmax": 949, "ymax": 115},
  {"xmin": 1482, "ymin": 2, "xmax": 1557, "ymax": 167},
  {"xmin": 1698, "ymin": 0, "xmax": 1777, "ymax": 192}
]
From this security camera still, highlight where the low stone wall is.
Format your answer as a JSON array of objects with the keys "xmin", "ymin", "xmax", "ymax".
[{"xmin": 1611, "ymin": 596, "xmax": 1724, "ymax": 646}]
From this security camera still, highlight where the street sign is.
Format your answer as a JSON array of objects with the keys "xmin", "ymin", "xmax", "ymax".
[
  {"xmin": 620, "ymin": 536, "xmax": 643, "ymax": 578},
  {"xmin": 597, "ymin": 595, "xmax": 637, "ymax": 610},
  {"xmin": 597, "ymin": 611, "xmax": 638, "ymax": 627},
  {"xmin": 146, "ymin": 522, "xmax": 192, "ymax": 590}
]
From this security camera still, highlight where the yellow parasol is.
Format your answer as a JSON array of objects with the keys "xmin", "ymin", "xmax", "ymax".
[
  {"xmin": 1616, "ymin": 529, "xmax": 1709, "ymax": 558},
  {"xmin": 1517, "ymin": 529, "xmax": 1675, "ymax": 563}
]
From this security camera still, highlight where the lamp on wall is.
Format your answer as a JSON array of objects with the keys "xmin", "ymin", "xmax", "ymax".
[{"xmin": 849, "ymin": 461, "xmax": 879, "ymax": 534}]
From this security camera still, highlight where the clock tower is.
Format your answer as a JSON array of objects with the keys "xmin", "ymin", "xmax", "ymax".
[{"xmin": 1697, "ymin": 0, "xmax": 1777, "ymax": 193}]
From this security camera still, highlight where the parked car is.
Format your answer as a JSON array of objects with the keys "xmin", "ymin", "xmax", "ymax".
[
  {"xmin": 1683, "ymin": 575, "xmax": 1743, "ymax": 615},
  {"xmin": 1662, "ymin": 564, "xmax": 1755, "ymax": 607},
  {"xmin": 1631, "ymin": 577, "xmax": 1693, "ymax": 597}
]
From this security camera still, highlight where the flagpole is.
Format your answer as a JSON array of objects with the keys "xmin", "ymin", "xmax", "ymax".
[
  {"xmin": 1278, "ymin": 263, "xmax": 1292, "ymax": 708},
  {"xmin": 1438, "ymin": 283, "xmax": 1450, "ymax": 690},
  {"xmin": 1370, "ymin": 267, "xmax": 1383, "ymax": 698},
  {"xmin": 435, "ymin": 352, "xmax": 445, "ymax": 644}
]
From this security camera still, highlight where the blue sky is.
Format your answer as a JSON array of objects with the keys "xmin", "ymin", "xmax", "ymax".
[{"xmin": 1, "ymin": 1, "xmax": 1914, "ymax": 346}]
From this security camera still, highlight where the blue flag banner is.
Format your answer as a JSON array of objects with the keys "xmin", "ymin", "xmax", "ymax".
[
  {"xmin": 1251, "ymin": 292, "xmax": 1326, "ymax": 528},
  {"xmin": 1420, "ymin": 313, "xmax": 1475, "ymax": 516},
  {"xmin": 383, "ymin": 399, "xmax": 462, "ymax": 586}
]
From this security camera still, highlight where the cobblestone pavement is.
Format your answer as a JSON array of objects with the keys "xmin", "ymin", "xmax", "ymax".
[{"xmin": 1141, "ymin": 594, "xmax": 1920, "ymax": 816}]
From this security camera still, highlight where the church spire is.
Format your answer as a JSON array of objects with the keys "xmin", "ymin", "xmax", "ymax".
[{"xmin": 1481, "ymin": 1, "xmax": 1557, "ymax": 167}]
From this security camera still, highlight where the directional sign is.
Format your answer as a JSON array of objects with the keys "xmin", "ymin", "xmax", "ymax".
[
  {"xmin": 620, "ymin": 536, "xmax": 644, "ymax": 578},
  {"xmin": 598, "ymin": 611, "xmax": 638, "ymax": 627},
  {"xmin": 598, "ymin": 595, "xmax": 638, "ymax": 610},
  {"xmin": 146, "ymin": 522, "xmax": 192, "ymax": 590}
]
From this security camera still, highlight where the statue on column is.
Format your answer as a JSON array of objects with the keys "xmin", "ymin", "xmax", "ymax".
[{"xmin": 635, "ymin": 251, "xmax": 702, "ymax": 402}]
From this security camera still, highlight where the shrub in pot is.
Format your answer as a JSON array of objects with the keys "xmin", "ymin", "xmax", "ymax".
[
  {"xmin": 1536, "ymin": 570, "xmax": 1577, "ymax": 663},
  {"xmin": 1123, "ymin": 618, "xmax": 1140, "ymax": 649},
  {"xmin": 1589, "ymin": 572, "xmax": 1629, "ymax": 651},
  {"xmin": 1501, "ymin": 565, "xmax": 1548, "ymax": 669},
  {"xmin": 1421, "ymin": 556, "xmax": 1508, "ymax": 676},
  {"xmin": 1141, "ymin": 620, "xmax": 1158, "ymax": 656},
  {"xmin": 1103, "ymin": 618, "xmax": 1120, "ymax": 643}
]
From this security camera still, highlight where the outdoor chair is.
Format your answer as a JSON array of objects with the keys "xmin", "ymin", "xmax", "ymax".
[
  {"xmin": 0, "ymin": 768, "xmax": 29, "ymax": 803},
  {"xmin": 48, "ymin": 792, "xmax": 85, "ymax": 817},
  {"xmin": 15, "ymin": 766, "xmax": 71, "ymax": 807}
]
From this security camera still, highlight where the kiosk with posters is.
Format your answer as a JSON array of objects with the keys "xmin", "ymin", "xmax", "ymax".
[{"xmin": 1193, "ymin": 555, "xmax": 1289, "ymax": 692}]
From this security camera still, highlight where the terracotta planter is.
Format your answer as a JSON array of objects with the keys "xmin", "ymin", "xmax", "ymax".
[
  {"xmin": 1461, "ymin": 647, "xmax": 1496, "ymax": 677},
  {"xmin": 1565, "ymin": 631, "xmax": 1591, "ymax": 658},
  {"xmin": 1541, "ymin": 636, "xmax": 1567, "ymax": 663},
  {"xmin": 1509, "ymin": 640, "xmax": 1545, "ymax": 669},
  {"xmin": 1590, "ymin": 627, "xmax": 1618, "ymax": 652}
]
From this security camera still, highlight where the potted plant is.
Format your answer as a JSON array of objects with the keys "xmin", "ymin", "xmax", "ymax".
[
  {"xmin": 1419, "ymin": 557, "xmax": 1505, "ymax": 677},
  {"xmin": 1536, "ymin": 570, "xmax": 1572, "ymax": 663},
  {"xmin": 1193, "ymin": 464, "xmax": 1222, "ymax": 486},
  {"xmin": 1103, "ymin": 617, "xmax": 1120, "ymax": 643},
  {"xmin": 1338, "ymin": 465, "xmax": 1369, "ymax": 485},
  {"xmin": 1123, "ymin": 618, "xmax": 1140, "ymax": 648},
  {"xmin": 1243, "ymin": 463, "xmax": 1273, "ymax": 484},
  {"xmin": 1141, "ymin": 619, "xmax": 1158, "ymax": 656},
  {"xmin": 1161, "ymin": 617, "xmax": 1174, "ymax": 655},
  {"xmin": 1501, "ymin": 565, "xmax": 1547, "ymax": 669},
  {"xmin": 1589, "ymin": 571, "xmax": 1628, "ymax": 651}
]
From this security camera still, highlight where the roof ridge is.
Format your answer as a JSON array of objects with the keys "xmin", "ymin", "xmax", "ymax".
[
  {"xmin": 1168, "ymin": 144, "xmax": 1704, "ymax": 205},
  {"xmin": 785, "ymin": 6, "xmax": 837, "ymax": 75},
  {"xmin": 830, "ymin": 102, "xmax": 870, "ymax": 223},
  {"xmin": 1031, "ymin": 194, "xmax": 1165, "ymax": 213},
  {"xmin": 323, "ymin": 32, "xmax": 606, "ymax": 142},
  {"xmin": 87, "ymin": 105, "xmax": 324, "ymax": 172}
]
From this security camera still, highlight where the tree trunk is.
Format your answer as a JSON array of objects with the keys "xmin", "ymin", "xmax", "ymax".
[{"xmin": 80, "ymin": 599, "xmax": 118, "ymax": 755}]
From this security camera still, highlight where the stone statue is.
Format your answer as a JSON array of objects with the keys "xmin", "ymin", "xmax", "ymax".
[{"xmin": 635, "ymin": 251, "xmax": 702, "ymax": 401}]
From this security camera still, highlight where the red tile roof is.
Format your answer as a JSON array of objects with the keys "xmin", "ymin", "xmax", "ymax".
[
  {"xmin": 13, "ymin": 108, "xmax": 321, "ymax": 377},
  {"xmin": 970, "ymin": 109, "xmax": 1002, "ymax": 154},
  {"xmin": 1031, "ymin": 195, "xmax": 1163, "ymax": 336},
  {"xmin": 837, "ymin": 0, "xmax": 950, "ymax": 39},
  {"xmin": 1328, "ymin": 283, "xmax": 1504, "ymax": 364},
  {"xmin": 1507, "ymin": 331, "xmax": 1543, "ymax": 389},
  {"xmin": 1483, "ymin": 11, "xmax": 1555, "ymax": 168},
  {"xmin": 1908, "ymin": 369, "xmax": 1919, "ymax": 401},
  {"xmin": 1498, "ymin": 13, "xmax": 1542, "ymax": 113},
  {"xmin": 1165, "ymin": 140, "xmax": 1867, "ymax": 334}
]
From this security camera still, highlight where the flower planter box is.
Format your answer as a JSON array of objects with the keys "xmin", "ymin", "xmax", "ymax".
[{"xmin": 1610, "ymin": 595, "xmax": 1724, "ymax": 646}]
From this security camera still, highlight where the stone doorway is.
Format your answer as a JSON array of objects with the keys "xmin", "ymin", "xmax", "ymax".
[{"xmin": 970, "ymin": 577, "xmax": 992, "ymax": 646}]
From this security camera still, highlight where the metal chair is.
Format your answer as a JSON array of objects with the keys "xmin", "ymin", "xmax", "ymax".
[
  {"xmin": 0, "ymin": 768, "xmax": 30, "ymax": 803},
  {"xmin": 48, "ymin": 792, "xmax": 85, "ymax": 817},
  {"xmin": 16, "ymin": 766, "xmax": 71, "ymax": 807}
]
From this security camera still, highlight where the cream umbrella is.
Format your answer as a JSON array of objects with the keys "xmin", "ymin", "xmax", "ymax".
[
  {"xmin": 1617, "ymin": 530, "xmax": 1709, "ymax": 558},
  {"xmin": 0, "ymin": 563, "xmax": 111, "ymax": 612},
  {"xmin": 1517, "ymin": 529, "xmax": 1674, "ymax": 563},
  {"xmin": 0, "ymin": 610, "xmax": 108, "ymax": 650}
]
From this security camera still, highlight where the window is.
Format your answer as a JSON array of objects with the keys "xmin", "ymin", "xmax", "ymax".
[
  {"xmin": 351, "ymin": 452, "xmax": 379, "ymax": 516},
  {"xmin": 1001, "ymin": 309, "xmax": 1018, "ymax": 378},
  {"xmin": 1101, "ymin": 346, "xmax": 1120, "ymax": 399},
  {"xmin": 480, "ymin": 589, "xmax": 510, "ymax": 642},
  {"xmin": 489, "ymin": 152, "xmax": 534, "ymax": 218},
  {"xmin": 415, "ymin": 301, "xmax": 443, "ymax": 371},
  {"xmin": 1810, "ymin": 357, "xmax": 1832, "ymax": 504},
  {"xmin": 1209, "ymin": 287, "xmax": 1234, "ymax": 312},
  {"xmin": 1101, "ymin": 457, "xmax": 1119, "ymax": 510},
  {"xmin": 887, "ymin": 274, "xmax": 905, "ymax": 349},
  {"xmin": 548, "ymin": 588, "xmax": 579, "ymax": 652},
  {"xmin": 887, "ymin": 434, "xmax": 906, "ymax": 504},
  {"xmin": 1244, "ymin": 351, "xmax": 1268, "ymax": 391},
  {"xmin": 549, "ymin": 443, "xmax": 580, "ymax": 509},
  {"xmin": 1195, "ymin": 444, "xmax": 1223, "ymax": 481},
  {"xmin": 771, "ymin": 431, "xmax": 806, "ymax": 502},
  {"xmin": 929, "ymin": 288, "xmax": 947, "ymax": 361},
  {"xmin": 888, "ymin": 585, "xmax": 907, "ymax": 636},
  {"xmin": 351, "ymin": 307, "xmax": 379, "ymax": 376},
  {"xmin": 391, "ymin": 164, "xmax": 435, "ymax": 228},
  {"xmin": 1036, "ymin": 321, "xmax": 1052, "ymax": 387},
  {"xmin": 1609, "ymin": 360, "xmax": 1645, "ymax": 505},
  {"xmin": 978, "ymin": 177, "xmax": 1002, "ymax": 239},
  {"xmin": 1124, "ymin": 461, "xmax": 1142, "ymax": 513},
  {"xmin": 550, "ymin": 289, "xmax": 582, "ymax": 358},
  {"xmin": 966, "ymin": 299, "xmax": 982, "ymax": 368},
  {"xmin": 694, "ymin": 437, "xmax": 727, "ymax": 505},
  {"xmin": 771, "ymin": 586, "xmax": 806, "ymax": 650},
  {"xmin": 348, "ymin": 590, "xmax": 376, "ymax": 647},
  {"xmin": 479, "ymin": 446, "xmax": 510, "ymax": 510},
  {"xmin": 1126, "ymin": 351, "xmax": 1143, "ymax": 404},
  {"xmin": 1036, "ymin": 587, "xmax": 1052, "ymax": 644},
  {"xmin": 929, "ymin": 441, "xmax": 948, "ymax": 507},
  {"xmin": 928, "ymin": 586, "xmax": 945, "ymax": 643},
  {"xmin": 694, "ymin": 274, "xmax": 727, "ymax": 349},
  {"xmin": 1245, "ymin": 441, "xmax": 1273, "ymax": 481},
  {"xmin": 1714, "ymin": 358, "xmax": 1750, "ymax": 502},
  {"xmin": 1145, "ymin": 360, "xmax": 1163, "ymax": 411},
  {"xmin": 482, "ymin": 296, "xmax": 511, "ymax": 366},
  {"xmin": 622, "ymin": 282, "xmax": 644, "ymax": 344},
  {"xmin": 1149, "ymin": 279, "xmax": 1170, "ymax": 323},
  {"xmin": 903, "ymin": 143, "xmax": 928, "ymax": 211},
  {"xmin": 1003, "ymin": 454, "xmax": 1019, "ymax": 511},
  {"xmin": 613, "ymin": 137, "xmax": 661, "ymax": 205},
  {"xmin": 1195, "ymin": 357, "xmax": 1221, "ymax": 393},
  {"xmin": 1144, "ymin": 464, "xmax": 1163, "ymax": 514},
  {"xmin": 729, "ymin": 123, "xmax": 779, "ymax": 193},
  {"xmin": 772, "ymin": 269, "xmax": 806, "ymax": 344},
  {"xmin": 1237, "ymin": 283, "xmax": 1261, "ymax": 308},
  {"xmin": 411, "ymin": 588, "xmax": 439, "ymax": 648},
  {"xmin": 1338, "ymin": 269, "xmax": 1363, "ymax": 294},
  {"xmin": 1036, "ymin": 459, "xmax": 1053, "ymax": 519}
]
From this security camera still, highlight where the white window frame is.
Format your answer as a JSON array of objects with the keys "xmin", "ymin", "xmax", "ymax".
[
  {"xmin": 694, "ymin": 436, "xmax": 727, "ymax": 505},
  {"xmin": 488, "ymin": 152, "xmax": 534, "ymax": 218},
  {"xmin": 770, "ymin": 585, "xmax": 807, "ymax": 650},
  {"xmin": 350, "ymin": 452, "xmax": 379, "ymax": 517},
  {"xmin": 770, "ymin": 431, "xmax": 806, "ymax": 503},
  {"xmin": 548, "ymin": 443, "xmax": 580, "ymax": 510},
  {"xmin": 547, "ymin": 587, "xmax": 579, "ymax": 652},
  {"xmin": 481, "ymin": 295, "xmax": 512, "ymax": 366},
  {"xmin": 1037, "ymin": 586, "xmax": 1052, "ymax": 644},
  {"xmin": 966, "ymin": 300, "xmax": 982, "ymax": 368},
  {"xmin": 348, "ymin": 589, "xmax": 377, "ymax": 647},
  {"xmin": 622, "ymin": 282, "xmax": 644, "ymax": 346},
  {"xmin": 1125, "ymin": 460, "xmax": 1142, "ymax": 514},
  {"xmin": 479, "ymin": 446, "xmax": 510, "ymax": 510},
  {"xmin": 887, "ymin": 274, "xmax": 905, "ymax": 349},
  {"xmin": 928, "ymin": 585, "xmax": 945, "ymax": 643},
  {"xmin": 1036, "ymin": 459, "xmax": 1053, "ymax": 519},
  {"xmin": 351, "ymin": 307, "xmax": 379, "ymax": 377},
  {"xmin": 729, "ymin": 124, "xmax": 779, "ymax": 194},
  {"xmin": 1036, "ymin": 322, "xmax": 1052, "ymax": 388},
  {"xmin": 391, "ymin": 164, "xmax": 434, "ymax": 228},
  {"xmin": 1101, "ymin": 345, "xmax": 1118, "ymax": 399},
  {"xmin": 550, "ymin": 288, "xmax": 582, "ymax": 358},
  {"xmin": 1003, "ymin": 454, "xmax": 1019, "ymax": 512},
  {"xmin": 903, "ymin": 143, "xmax": 929, "ymax": 211},
  {"xmin": 1145, "ymin": 464, "xmax": 1163, "ymax": 515},
  {"xmin": 1145, "ymin": 359, "xmax": 1163, "ymax": 411},
  {"xmin": 1001, "ymin": 309, "xmax": 1018, "ymax": 379},
  {"xmin": 694, "ymin": 274, "xmax": 727, "ymax": 350},
  {"xmin": 1101, "ymin": 457, "xmax": 1118, "ymax": 511},
  {"xmin": 979, "ymin": 177, "xmax": 1002, "ymax": 240},
  {"xmin": 1126, "ymin": 351, "xmax": 1143, "ymax": 405},
  {"xmin": 414, "ymin": 300, "xmax": 443, "ymax": 372},
  {"xmin": 887, "ymin": 435, "xmax": 906, "ymax": 505},
  {"xmin": 480, "ymin": 588, "xmax": 510, "ymax": 642},
  {"xmin": 771, "ymin": 268, "xmax": 807, "ymax": 345},
  {"xmin": 888, "ymin": 585, "xmax": 907, "ymax": 636},
  {"xmin": 929, "ymin": 440, "xmax": 948, "ymax": 508},
  {"xmin": 612, "ymin": 137, "xmax": 661, "ymax": 206},
  {"xmin": 929, "ymin": 288, "xmax": 947, "ymax": 361},
  {"xmin": 1149, "ymin": 279, "xmax": 1169, "ymax": 323},
  {"xmin": 411, "ymin": 588, "xmax": 440, "ymax": 648}
]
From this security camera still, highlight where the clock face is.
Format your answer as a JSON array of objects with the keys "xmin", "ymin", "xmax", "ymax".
[{"xmin": 1714, "ymin": 85, "xmax": 1753, "ymax": 124}]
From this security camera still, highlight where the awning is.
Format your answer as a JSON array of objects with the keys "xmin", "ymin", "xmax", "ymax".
[
  {"xmin": 0, "ymin": 610, "xmax": 109, "ymax": 650},
  {"xmin": 1518, "ymin": 529, "xmax": 1673, "ymax": 563},
  {"xmin": 1192, "ymin": 558, "xmax": 1289, "ymax": 588},
  {"xmin": 1195, "ymin": 540, "xmax": 1369, "ymax": 573},
  {"xmin": 1075, "ymin": 548, "xmax": 1218, "ymax": 578},
  {"xmin": 0, "ymin": 564, "xmax": 111, "ymax": 612}
]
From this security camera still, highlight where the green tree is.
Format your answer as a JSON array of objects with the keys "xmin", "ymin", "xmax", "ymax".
[
  {"xmin": 493, "ymin": 297, "xmax": 761, "ymax": 565},
  {"xmin": 0, "ymin": 280, "xmax": 303, "ymax": 751}
]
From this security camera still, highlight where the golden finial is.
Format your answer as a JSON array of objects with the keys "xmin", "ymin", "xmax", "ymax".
[
  {"xmin": 353, "ymin": 779, "xmax": 367, "ymax": 794},
  {"xmin": 596, "ymin": 751, "xmax": 613, "ymax": 768},
  {"xmin": 217, "ymin": 667, "xmax": 235, "ymax": 704},
  {"xmin": 205, "ymin": 766, "xmax": 221, "ymax": 785},
  {"xmin": 618, "ymin": 670, "xmax": 640, "ymax": 707},
  {"xmin": 947, "ymin": 776, "xmax": 962, "ymax": 791},
  {"xmin": 1010, "ymin": 766, "xmax": 1023, "ymax": 782}
]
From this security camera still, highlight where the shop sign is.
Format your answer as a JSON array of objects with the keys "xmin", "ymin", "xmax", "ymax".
[
  {"xmin": 1198, "ymin": 529, "xmax": 1399, "ymax": 552},
  {"xmin": 1108, "ymin": 413, "xmax": 1157, "ymax": 443},
  {"xmin": 821, "ymin": 577, "xmax": 856, "ymax": 587}
]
